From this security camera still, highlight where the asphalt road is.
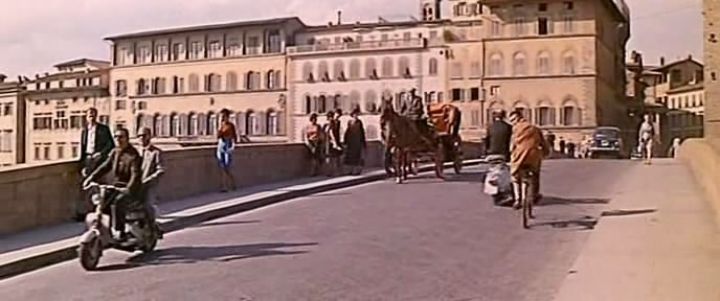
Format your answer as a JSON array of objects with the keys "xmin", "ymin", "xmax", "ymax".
[{"xmin": 0, "ymin": 160, "xmax": 634, "ymax": 301}]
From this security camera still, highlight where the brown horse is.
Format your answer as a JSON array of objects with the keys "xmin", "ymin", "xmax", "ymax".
[{"xmin": 380, "ymin": 99, "xmax": 445, "ymax": 184}]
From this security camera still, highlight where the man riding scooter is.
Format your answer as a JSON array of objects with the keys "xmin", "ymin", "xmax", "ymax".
[
  {"xmin": 83, "ymin": 127, "xmax": 142, "ymax": 243},
  {"xmin": 483, "ymin": 110, "xmax": 514, "ymax": 206}
]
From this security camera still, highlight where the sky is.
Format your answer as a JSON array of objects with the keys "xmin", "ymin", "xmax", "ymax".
[{"xmin": 0, "ymin": 0, "xmax": 703, "ymax": 78}]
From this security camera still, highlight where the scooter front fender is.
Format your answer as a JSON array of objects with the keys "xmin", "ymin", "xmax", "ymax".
[{"xmin": 78, "ymin": 229, "xmax": 100, "ymax": 244}]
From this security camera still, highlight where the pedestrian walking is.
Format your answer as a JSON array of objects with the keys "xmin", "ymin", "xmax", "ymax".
[
  {"xmin": 638, "ymin": 114, "xmax": 655, "ymax": 165},
  {"xmin": 217, "ymin": 109, "xmax": 238, "ymax": 192},
  {"xmin": 344, "ymin": 108, "xmax": 367, "ymax": 175}
]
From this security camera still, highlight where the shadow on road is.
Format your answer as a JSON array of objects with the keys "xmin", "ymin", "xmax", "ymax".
[
  {"xmin": 189, "ymin": 220, "xmax": 262, "ymax": 229},
  {"xmin": 445, "ymin": 172, "xmax": 486, "ymax": 183},
  {"xmin": 532, "ymin": 215, "xmax": 598, "ymax": 231},
  {"xmin": 601, "ymin": 208, "xmax": 657, "ymax": 217},
  {"xmin": 537, "ymin": 196, "xmax": 610, "ymax": 207},
  {"xmin": 95, "ymin": 242, "xmax": 318, "ymax": 271}
]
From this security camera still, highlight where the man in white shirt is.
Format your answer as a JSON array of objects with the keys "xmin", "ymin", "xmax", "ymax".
[{"xmin": 138, "ymin": 127, "xmax": 165, "ymax": 237}]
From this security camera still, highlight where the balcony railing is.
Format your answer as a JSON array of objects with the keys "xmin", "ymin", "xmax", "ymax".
[{"xmin": 287, "ymin": 38, "xmax": 427, "ymax": 55}]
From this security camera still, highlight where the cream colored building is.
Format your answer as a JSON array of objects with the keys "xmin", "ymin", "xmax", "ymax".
[
  {"xmin": 24, "ymin": 59, "xmax": 111, "ymax": 164},
  {"xmin": 667, "ymin": 83, "xmax": 705, "ymax": 140},
  {"xmin": 0, "ymin": 76, "xmax": 26, "ymax": 167},
  {"xmin": 287, "ymin": 20, "xmax": 450, "ymax": 142},
  {"xmin": 105, "ymin": 17, "xmax": 306, "ymax": 145}
]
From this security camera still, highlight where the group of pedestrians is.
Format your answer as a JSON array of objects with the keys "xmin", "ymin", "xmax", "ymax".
[
  {"xmin": 304, "ymin": 107, "xmax": 367, "ymax": 177},
  {"xmin": 484, "ymin": 109, "xmax": 551, "ymax": 208}
]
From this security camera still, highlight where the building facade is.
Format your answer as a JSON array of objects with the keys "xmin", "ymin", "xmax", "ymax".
[
  {"xmin": 704, "ymin": 0, "xmax": 719, "ymax": 139},
  {"xmin": 105, "ymin": 17, "xmax": 306, "ymax": 145},
  {"xmin": 23, "ymin": 59, "xmax": 111, "ymax": 164},
  {"xmin": 0, "ymin": 76, "xmax": 26, "ymax": 167},
  {"xmin": 666, "ymin": 83, "xmax": 705, "ymax": 141},
  {"xmin": 287, "ymin": 20, "xmax": 450, "ymax": 142}
]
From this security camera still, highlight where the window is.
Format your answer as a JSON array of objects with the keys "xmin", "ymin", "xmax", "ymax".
[
  {"xmin": 152, "ymin": 77, "xmax": 166, "ymax": 94},
  {"xmin": 34, "ymin": 146, "xmax": 40, "ymax": 160},
  {"xmin": 246, "ymin": 112, "xmax": 258, "ymax": 136},
  {"xmin": 318, "ymin": 61, "xmax": 330, "ymax": 82},
  {"xmin": 513, "ymin": 52, "xmax": 527, "ymax": 76},
  {"xmin": 538, "ymin": 52, "xmax": 551, "ymax": 75},
  {"xmin": 44, "ymin": 146, "xmax": 50, "ymax": 160},
  {"xmin": 470, "ymin": 87, "xmax": 481, "ymax": 101},
  {"xmin": 349, "ymin": 59, "xmax": 361, "ymax": 79},
  {"xmin": 115, "ymin": 100, "xmax": 127, "ymax": 110},
  {"xmin": 451, "ymin": 88, "xmax": 465, "ymax": 101},
  {"xmin": 366, "ymin": 58, "xmax": 378, "ymax": 79},
  {"xmin": 188, "ymin": 114, "xmax": 197, "ymax": 136},
  {"xmin": 671, "ymin": 69, "xmax": 682, "ymax": 83},
  {"xmin": 137, "ymin": 46, "xmax": 150, "ymax": 64},
  {"xmin": 171, "ymin": 114, "xmax": 181, "ymax": 137},
  {"xmin": 454, "ymin": 2, "xmax": 467, "ymax": 16},
  {"xmin": 206, "ymin": 74, "xmax": 222, "ymax": 92},
  {"xmin": 451, "ymin": 62, "xmax": 463, "ymax": 79},
  {"xmin": 382, "ymin": 57, "xmax": 394, "ymax": 78},
  {"xmin": 303, "ymin": 62, "xmax": 315, "ymax": 82},
  {"xmin": 227, "ymin": 72, "xmax": 238, "ymax": 91},
  {"xmin": 365, "ymin": 90, "xmax": 378, "ymax": 113},
  {"xmin": 3, "ymin": 103, "xmax": 12, "ymax": 116},
  {"xmin": 267, "ymin": 111, "xmax": 279, "ymax": 136},
  {"xmin": 538, "ymin": 18, "xmax": 549, "ymax": 35},
  {"xmin": 153, "ymin": 115, "xmax": 163, "ymax": 137},
  {"xmin": 173, "ymin": 76, "xmax": 185, "ymax": 94},
  {"xmin": 267, "ymin": 70, "xmax": 278, "ymax": 89},
  {"xmin": 247, "ymin": 36, "xmax": 260, "ymax": 55},
  {"xmin": 539, "ymin": 3, "xmax": 548, "ymax": 11},
  {"xmin": 471, "ymin": 110, "xmax": 480, "ymax": 126},
  {"xmin": 115, "ymin": 80, "xmax": 127, "ymax": 96},
  {"xmin": 563, "ymin": 53, "xmax": 576, "ymax": 74},
  {"xmin": 333, "ymin": 60, "xmax": 346, "ymax": 81},
  {"xmin": 563, "ymin": 16, "xmax": 574, "ymax": 33},
  {"xmin": 349, "ymin": 91, "xmax": 361, "ymax": 112},
  {"xmin": 491, "ymin": 21, "xmax": 502, "ymax": 37},
  {"xmin": 470, "ymin": 61, "xmax": 481, "ymax": 78},
  {"xmin": 564, "ymin": 1, "xmax": 574, "ymax": 10},
  {"xmin": 429, "ymin": 58, "xmax": 439, "ymax": 76},
  {"xmin": 208, "ymin": 41, "xmax": 222, "ymax": 58},
  {"xmin": 514, "ymin": 17, "xmax": 526, "ymax": 36},
  {"xmin": 227, "ymin": 37, "xmax": 241, "ymax": 56},
  {"xmin": 172, "ymin": 43, "xmax": 185, "ymax": 61},
  {"xmin": 190, "ymin": 41, "xmax": 203, "ymax": 59},
  {"xmin": 399, "ymin": 57, "xmax": 411, "ymax": 78},
  {"xmin": 268, "ymin": 30, "xmax": 282, "ymax": 53},
  {"xmin": 156, "ymin": 44, "xmax": 168, "ymax": 62},
  {"xmin": 57, "ymin": 145, "xmax": 65, "ymax": 159},
  {"xmin": 136, "ymin": 79, "xmax": 148, "ymax": 95},
  {"xmin": 246, "ymin": 71, "xmax": 260, "ymax": 90},
  {"xmin": 536, "ymin": 106, "xmax": 555, "ymax": 126},
  {"xmin": 490, "ymin": 85, "xmax": 501, "ymax": 96},
  {"xmin": 72, "ymin": 145, "xmax": 79, "ymax": 159},
  {"xmin": 189, "ymin": 74, "xmax": 200, "ymax": 92},
  {"xmin": 489, "ymin": 54, "xmax": 503, "ymax": 76}
]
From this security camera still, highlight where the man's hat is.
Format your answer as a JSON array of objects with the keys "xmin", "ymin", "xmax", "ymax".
[{"xmin": 137, "ymin": 127, "xmax": 152, "ymax": 137}]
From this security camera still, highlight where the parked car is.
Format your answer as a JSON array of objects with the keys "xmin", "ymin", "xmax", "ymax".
[{"xmin": 588, "ymin": 127, "xmax": 624, "ymax": 159}]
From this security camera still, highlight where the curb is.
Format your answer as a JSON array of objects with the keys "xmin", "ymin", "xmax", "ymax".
[{"xmin": 0, "ymin": 159, "xmax": 485, "ymax": 280}]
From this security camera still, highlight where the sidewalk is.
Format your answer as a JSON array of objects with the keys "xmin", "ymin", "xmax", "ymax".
[
  {"xmin": 0, "ymin": 159, "xmax": 483, "ymax": 280},
  {"xmin": 553, "ymin": 159, "xmax": 720, "ymax": 301}
]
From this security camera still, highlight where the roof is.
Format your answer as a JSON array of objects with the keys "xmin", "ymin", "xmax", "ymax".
[
  {"xmin": 303, "ymin": 19, "xmax": 448, "ymax": 33},
  {"xmin": 651, "ymin": 57, "xmax": 704, "ymax": 72},
  {"xmin": 30, "ymin": 69, "xmax": 108, "ymax": 83},
  {"xmin": 667, "ymin": 83, "xmax": 704, "ymax": 94},
  {"xmin": 104, "ymin": 17, "xmax": 305, "ymax": 41},
  {"xmin": 54, "ymin": 58, "xmax": 110, "ymax": 69}
]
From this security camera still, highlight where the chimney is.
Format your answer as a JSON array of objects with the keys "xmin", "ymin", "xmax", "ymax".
[
  {"xmin": 660, "ymin": 57, "xmax": 665, "ymax": 66},
  {"xmin": 0, "ymin": 74, "xmax": 6, "ymax": 83},
  {"xmin": 337, "ymin": 10, "xmax": 342, "ymax": 25},
  {"xmin": 688, "ymin": 54, "xmax": 693, "ymax": 60}
]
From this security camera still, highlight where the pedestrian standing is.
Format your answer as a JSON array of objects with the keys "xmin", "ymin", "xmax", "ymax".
[
  {"xmin": 323, "ymin": 111, "xmax": 343, "ymax": 176},
  {"xmin": 668, "ymin": 137, "xmax": 682, "ymax": 158},
  {"xmin": 77, "ymin": 107, "xmax": 114, "ymax": 220},
  {"xmin": 559, "ymin": 138, "xmax": 566, "ymax": 157},
  {"xmin": 217, "ymin": 109, "xmax": 238, "ymax": 192},
  {"xmin": 344, "ymin": 108, "xmax": 367, "ymax": 175},
  {"xmin": 305, "ymin": 114, "xmax": 324, "ymax": 176}
]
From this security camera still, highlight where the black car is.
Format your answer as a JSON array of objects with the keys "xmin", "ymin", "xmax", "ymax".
[{"xmin": 589, "ymin": 127, "xmax": 624, "ymax": 159}]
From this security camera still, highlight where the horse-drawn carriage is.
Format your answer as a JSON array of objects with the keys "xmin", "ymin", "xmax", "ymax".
[{"xmin": 381, "ymin": 100, "xmax": 463, "ymax": 183}]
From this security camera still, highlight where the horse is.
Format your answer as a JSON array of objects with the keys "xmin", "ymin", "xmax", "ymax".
[{"xmin": 380, "ymin": 99, "xmax": 445, "ymax": 184}]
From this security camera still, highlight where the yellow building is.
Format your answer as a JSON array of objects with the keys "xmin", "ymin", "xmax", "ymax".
[
  {"xmin": 0, "ymin": 76, "xmax": 26, "ymax": 167},
  {"xmin": 105, "ymin": 17, "xmax": 306, "ymax": 145}
]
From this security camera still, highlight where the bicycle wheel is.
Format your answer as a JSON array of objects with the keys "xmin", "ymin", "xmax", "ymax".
[{"xmin": 522, "ymin": 178, "xmax": 531, "ymax": 229}]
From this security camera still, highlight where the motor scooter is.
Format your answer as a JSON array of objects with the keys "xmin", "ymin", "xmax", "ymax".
[
  {"xmin": 78, "ymin": 182, "xmax": 160, "ymax": 271},
  {"xmin": 484, "ymin": 155, "xmax": 514, "ymax": 206}
]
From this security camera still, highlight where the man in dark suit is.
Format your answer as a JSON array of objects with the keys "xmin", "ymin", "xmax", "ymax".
[
  {"xmin": 76, "ymin": 107, "xmax": 114, "ymax": 220},
  {"xmin": 484, "ymin": 110, "xmax": 512, "ymax": 162}
]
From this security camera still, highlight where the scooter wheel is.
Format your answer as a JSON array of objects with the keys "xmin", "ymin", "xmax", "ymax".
[
  {"xmin": 141, "ymin": 232, "xmax": 158, "ymax": 254},
  {"xmin": 78, "ymin": 238, "xmax": 101, "ymax": 271}
]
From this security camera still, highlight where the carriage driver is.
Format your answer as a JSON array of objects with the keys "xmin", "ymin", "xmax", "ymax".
[{"xmin": 400, "ymin": 88, "xmax": 433, "ymax": 145}]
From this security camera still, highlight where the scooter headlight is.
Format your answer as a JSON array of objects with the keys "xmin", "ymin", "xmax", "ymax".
[{"xmin": 91, "ymin": 194, "xmax": 102, "ymax": 205}]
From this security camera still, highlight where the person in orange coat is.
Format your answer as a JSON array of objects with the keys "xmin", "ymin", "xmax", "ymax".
[{"xmin": 509, "ymin": 109, "xmax": 550, "ymax": 208}]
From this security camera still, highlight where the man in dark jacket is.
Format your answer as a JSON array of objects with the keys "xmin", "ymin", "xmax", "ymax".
[
  {"xmin": 83, "ymin": 128, "xmax": 142, "ymax": 241},
  {"xmin": 76, "ymin": 108, "xmax": 114, "ymax": 220},
  {"xmin": 484, "ymin": 110, "xmax": 512, "ymax": 162}
]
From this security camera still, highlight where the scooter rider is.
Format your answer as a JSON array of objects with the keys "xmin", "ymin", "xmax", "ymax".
[
  {"xmin": 484, "ymin": 110, "xmax": 512, "ymax": 162},
  {"xmin": 83, "ymin": 127, "xmax": 142, "ymax": 242}
]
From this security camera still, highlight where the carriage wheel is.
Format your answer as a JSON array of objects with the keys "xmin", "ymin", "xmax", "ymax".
[{"xmin": 435, "ymin": 142, "xmax": 446, "ymax": 180}]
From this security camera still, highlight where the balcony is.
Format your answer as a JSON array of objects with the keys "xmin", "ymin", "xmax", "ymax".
[{"xmin": 287, "ymin": 38, "xmax": 427, "ymax": 56}]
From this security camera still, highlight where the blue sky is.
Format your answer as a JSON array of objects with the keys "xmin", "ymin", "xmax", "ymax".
[{"xmin": 0, "ymin": 0, "xmax": 702, "ymax": 78}]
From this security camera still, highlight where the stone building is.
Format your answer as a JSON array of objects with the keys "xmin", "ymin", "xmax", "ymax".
[
  {"xmin": 0, "ymin": 75, "xmax": 26, "ymax": 167},
  {"xmin": 23, "ymin": 59, "xmax": 111, "ymax": 164}
]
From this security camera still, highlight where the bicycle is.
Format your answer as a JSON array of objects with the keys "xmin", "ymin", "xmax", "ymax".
[{"xmin": 514, "ymin": 168, "xmax": 536, "ymax": 229}]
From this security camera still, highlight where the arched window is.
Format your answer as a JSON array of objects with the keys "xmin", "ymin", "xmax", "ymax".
[
  {"xmin": 246, "ymin": 71, "xmax": 257, "ymax": 90},
  {"xmin": 137, "ymin": 78, "xmax": 148, "ymax": 95},
  {"xmin": 267, "ymin": 110, "xmax": 279, "ymax": 136},
  {"xmin": 267, "ymin": 70, "xmax": 276, "ymax": 89},
  {"xmin": 512, "ymin": 52, "xmax": 527, "ymax": 76},
  {"xmin": 162, "ymin": 115, "xmax": 170, "ymax": 137},
  {"xmin": 246, "ymin": 111, "xmax": 258, "ymax": 136},
  {"xmin": 207, "ymin": 73, "xmax": 222, "ymax": 92},
  {"xmin": 333, "ymin": 60, "xmax": 346, "ymax": 80},
  {"xmin": 365, "ymin": 58, "xmax": 378, "ymax": 79},
  {"xmin": 537, "ymin": 51, "xmax": 551, "ymax": 75},
  {"xmin": 317, "ymin": 95, "xmax": 327, "ymax": 114},
  {"xmin": 429, "ymin": 58, "xmax": 439, "ymax": 76},
  {"xmin": 318, "ymin": 61, "xmax": 330, "ymax": 81},
  {"xmin": 364, "ymin": 90, "xmax": 378, "ymax": 113},
  {"xmin": 188, "ymin": 113, "xmax": 197, "ymax": 136},
  {"xmin": 382, "ymin": 57, "xmax": 394, "ymax": 78},
  {"xmin": 153, "ymin": 114, "xmax": 162, "ymax": 137},
  {"xmin": 227, "ymin": 71, "xmax": 238, "ymax": 91},
  {"xmin": 302, "ymin": 62, "xmax": 314, "ymax": 82},
  {"xmin": 274, "ymin": 71, "xmax": 282, "ymax": 89},
  {"xmin": 328, "ymin": 93, "xmax": 339, "ymax": 111},
  {"xmin": 188, "ymin": 74, "xmax": 200, "ymax": 92},
  {"xmin": 207, "ymin": 112, "xmax": 218, "ymax": 136},
  {"xmin": 169, "ymin": 113, "xmax": 179, "ymax": 137},
  {"xmin": 197, "ymin": 113, "xmax": 207, "ymax": 136},
  {"xmin": 512, "ymin": 101, "xmax": 532, "ymax": 123},
  {"xmin": 398, "ymin": 57, "xmax": 411, "ymax": 78},
  {"xmin": 235, "ymin": 112, "xmax": 246, "ymax": 136},
  {"xmin": 489, "ymin": 53, "xmax": 503, "ymax": 76},
  {"xmin": 179, "ymin": 113, "xmax": 187, "ymax": 136},
  {"xmin": 563, "ymin": 51, "xmax": 576, "ymax": 75},
  {"xmin": 135, "ymin": 114, "xmax": 145, "ymax": 136},
  {"xmin": 535, "ymin": 100, "xmax": 555, "ymax": 126},
  {"xmin": 561, "ymin": 97, "xmax": 581, "ymax": 126},
  {"xmin": 349, "ymin": 59, "xmax": 361, "ymax": 79},
  {"xmin": 349, "ymin": 90, "xmax": 361, "ymax": 112}
]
